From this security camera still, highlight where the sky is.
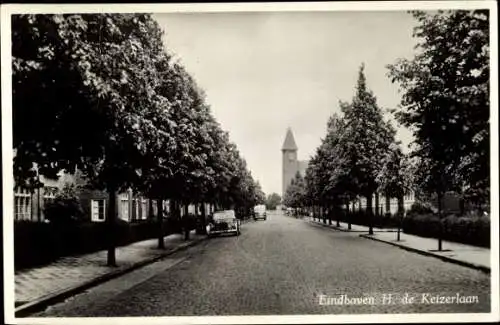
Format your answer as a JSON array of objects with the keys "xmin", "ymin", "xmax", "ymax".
[{"xmin": 153, "ymin": 11, "xmax": 419, "ymax": 196}]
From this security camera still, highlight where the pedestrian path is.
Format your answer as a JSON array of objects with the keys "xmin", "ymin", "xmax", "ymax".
[
  {"xmin": 14, "ymin": 230, "xmax": 205, "ymax": 314},
  {"xmin": 306, "ymin": 217, "xmax": 490, "ymax": 272}
]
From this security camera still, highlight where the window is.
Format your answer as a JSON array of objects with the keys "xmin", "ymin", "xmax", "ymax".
[
  {"xmin": 43, "ymin": 186, "xmax": 58, "ymax": 205},
  {"xmin": 91, "ymin": 199, "xmax": 106, "ymax": 222},
  {"xmin": 14, "ymin": 187, "xmax": 31, "ymax": 221},
  {"xmin": 141, "ymin": 199, "xmax": 147, "ymax": 220},
  {"xmin": 120, "ymin": 198, "xmax": 129, "ymax": 221}
]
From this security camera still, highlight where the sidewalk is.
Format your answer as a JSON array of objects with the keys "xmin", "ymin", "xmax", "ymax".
[
  {"xmin": 14, "ymin": 230, "xmax": 206, "ymax": 316},
  {"xmin": 306, "ymin": 217, "xmax": 490, "ymax": 273},
  {"xmin": 306, "ymin": 216, "xmax": 397, "ymax": 232}
]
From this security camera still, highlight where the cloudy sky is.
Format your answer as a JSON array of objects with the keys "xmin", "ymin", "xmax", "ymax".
[{"xmin": 153, "ymin": 11, "xmax": 419, "ymax": 196}]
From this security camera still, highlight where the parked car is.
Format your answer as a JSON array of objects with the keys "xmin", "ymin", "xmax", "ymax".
[
  {"xmin": 253, "ymin": 204, "xmax": 267, "ymax": 221},
  {"xmin": 206, "ymin": 210, "xmax": 240, "ymax": 237}
]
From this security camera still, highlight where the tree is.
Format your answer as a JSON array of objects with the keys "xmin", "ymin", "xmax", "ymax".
[
  {"xmin": 337, "ymin": 64, "xmax": 396, "ymax": 234},
  {"xmin": 265, "ymin": 193, "xmax": 281, "ymax": 210},
  {"xmin": 387, "ymin": 10, "xmax": 490, "ymax": 211},
  {"xmin": 304, "ymin": 151, "xmax": 323, "ymax": 220},
  {"xmin": 322, "ymin": 114, "xmax": 353, "ymax": 226},
  {"xmin": 387, "ymin": 10, "xmax": 490, "ymax": 250},
  {"xmin": 12, "ymin": 14, "xmax": 170, "ymax": 265},
  {"xmin": 377, "ymin": 144, "xmax": 412, "ymax": 213},
  {"xmin": 13, "ymin": 13, "xmax": 264, "ymax": 257},
  {"xmin": 377, "ymin": 144, "xmax": 413, "ymax": 240},
  {"xmin": 283, "ymin": 172, "xmax": 306, "ymax": 215},
  {"xmin": 44, "ymin": 183, "xmax": 84, "ymax": 224}
]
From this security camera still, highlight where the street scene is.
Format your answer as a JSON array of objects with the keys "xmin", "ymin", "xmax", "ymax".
[
  {"xmin": 28, "ymin": 211, "xmax": 491, "ymax": 316},
  {"xmin": 2, "ymin": 2, "xmax": 497, "ymax": 323}
]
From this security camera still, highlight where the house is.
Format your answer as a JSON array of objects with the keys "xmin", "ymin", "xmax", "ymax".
[
  {"xmin": 14, "ymin": 172, "xmax": 75, "ymax": 222},
  {"xmin": 14, "ymin": 169, "xmax": 213, "ymax": 223},
  {"xmin": 350, "ymin": 191, "xmax": 416, "ymax": 216},
  {"xmin": 13, "ymin": 167, "xmax": 156, "ymax": 223}
]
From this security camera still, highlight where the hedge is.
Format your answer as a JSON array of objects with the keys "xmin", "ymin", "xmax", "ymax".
[
  {"xmin": 401, "ymin": 213, "xmax": 490, "ymax": 248},
  {"xmin": 14, "ymin": 216, "xmax": 194, "ymax": 270},
  {"xmin": 324, "ymin": 210, "xmax": 401, "ymax": 229}
]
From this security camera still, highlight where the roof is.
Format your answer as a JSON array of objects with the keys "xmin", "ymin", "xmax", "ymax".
[{"xmin": 282, "ymin": 128, "xmax": 298, "ymax": 151}]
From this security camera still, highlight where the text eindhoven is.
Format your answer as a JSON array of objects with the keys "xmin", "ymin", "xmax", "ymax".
[{"xmin": 318, "ymin": 293, "xmax": 479, "ymax": 305}]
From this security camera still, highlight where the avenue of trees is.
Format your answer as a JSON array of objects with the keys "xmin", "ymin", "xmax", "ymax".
[
  {"xmin": 13, "ymin": 13, "xmax": 265, "ymax": 265},
  {"xmin": 283, "ymin": 10, "xmax": 490, "ymax": 245},
  {"xmin": 284, "ymin": 65, "xmax": 407, "ymax": 234}
]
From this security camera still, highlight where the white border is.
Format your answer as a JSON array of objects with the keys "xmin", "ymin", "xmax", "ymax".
[
  {"xmin": 2, "ymin": 1, "xmax": 499, "ymax": 324},
  {"xmin": 0, "ymin": 1, "xmax": 497, "ymax": 13}
]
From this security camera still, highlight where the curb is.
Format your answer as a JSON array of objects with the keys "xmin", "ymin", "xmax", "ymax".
[
  {"xmin": 359, "ymin": 234, "xmax": 490, "ymax": 274},
  {"xmin": 307, "ymin": 219, "xmax": 395, "ymax": 233},
  {"xmin": 309, "ymin": 220, "xmax": 363, "ymax": 232},
  {"xmin": 15, "ymin": 236, "xmax": 207, "ymax": 317}
]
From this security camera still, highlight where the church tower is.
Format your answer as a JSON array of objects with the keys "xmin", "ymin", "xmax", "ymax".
[{"xmin": 282, "ymin": 128, "xmax": 298, "ymax": 197}]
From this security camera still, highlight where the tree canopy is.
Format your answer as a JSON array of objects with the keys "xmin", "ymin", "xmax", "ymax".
[
  {"xmin": 12, "ymin": 13, "xmax": 264, "ymax": 264},
  {"xmin": 265, "ymin": 193, "xmax": 282, "ymax": 210},
  {"xmin": 387, "ymin": 10, "xmax": 490, "ymax": 208}
]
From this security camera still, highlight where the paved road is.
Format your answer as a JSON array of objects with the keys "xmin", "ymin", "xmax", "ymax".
[{"xmin": 35, "ymin": 211, "xmax": 490, "ymax": 316}]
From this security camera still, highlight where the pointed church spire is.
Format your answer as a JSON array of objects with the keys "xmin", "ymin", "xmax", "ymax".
[{"xmin": 282, "ymin": 127, "xmax": 298, "ymax": 151}]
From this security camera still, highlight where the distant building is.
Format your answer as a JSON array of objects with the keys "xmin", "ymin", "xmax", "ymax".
[{"xmin": 281, "ymin": 128, "xmax": 309, "ymax": 197}]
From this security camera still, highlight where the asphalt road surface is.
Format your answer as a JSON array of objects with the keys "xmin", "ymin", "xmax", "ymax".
[{"xmin": 35, "ymin": 210, "xmax": 490, "ymax": 316}]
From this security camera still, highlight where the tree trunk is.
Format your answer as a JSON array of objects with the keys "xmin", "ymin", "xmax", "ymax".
[
  {"xmin": 397, "ymin": 196, "xmax": 404, "ymax": 217},
  {"xmin": 367, "ymin": 193, "xmax": 374, "ymax": 235},
  {"xmin": 157, "ymin": 199, "xmax": 165, "ymax": 249},
  {"xmin": 437, "ymin": 191, "xmax": 443, "ymax": 251},
  {"xmin": 201, "ymin": 203, "xmax": 207, "ymax": 234},
  {"xmin": 345, "ymin": 199, "xmax": 351, "ymax": 230},
  {"xmin": 166, "ymin": 200, "xmax": 174, "ymax": 233},
  {"xmin": 195, "ymin": 202, "xmax": 204, "ymax": 235},
  {"xmin": 106, "ymin": 186, "xmax": 117, "ymax": 267},
  {"xmin": 347, "ymin": 200, "xmax": 356, "ymax": 230},
  {"xmin": 385, "ymin": 195, "xmax": 391, "ymax": 216},
  {"xmin": 149, "ymin": 199, "xmax": 154, "ymax": 220},
  {"xmin": 459, "ymin": 197, "xmax": 465, "ymax": 216},
  {"xmin": 375, "ymin": 192, "xmax": 380, "ymax": 217},
  {"xmin": 328, "ymin": 204, "xmax": 332, "ymax": 225},
  {"xmin": 336, "ymin": 201, "xmax": 341, "ymax": 227},
  {"xmin": 397, "ymin": 195, "xmax": 404, "ymax": 241},
  {"xmin": 183, "ymin": 204, "xmax": 190, "ymax": 240}
]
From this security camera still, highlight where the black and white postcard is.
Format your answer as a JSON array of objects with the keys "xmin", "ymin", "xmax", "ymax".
[{"xmin": 2, "ymin": 1, "xmax": 498, "ymax": 324}]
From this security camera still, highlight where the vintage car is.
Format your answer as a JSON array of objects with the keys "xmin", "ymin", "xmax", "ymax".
[
  {"xmin": 206, "ymin": 210, "xmax": 241, "ymax": 237},
  {"xmin": 253, "ymin": 204, "xmax": 267, "ymax": 220}
]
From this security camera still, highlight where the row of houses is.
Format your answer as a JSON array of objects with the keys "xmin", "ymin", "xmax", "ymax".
[
  {"xmin": 348, "ymin": 191, "xmax": 464, "ymax": 216},
  {"xmin": 14, "ymin": 170, "xmax": 212, "ymax": 223},
  {"xmin": 349, "ymin": 192, "xmax": 416, "ymax": 216}
]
